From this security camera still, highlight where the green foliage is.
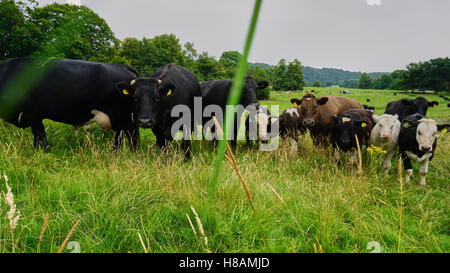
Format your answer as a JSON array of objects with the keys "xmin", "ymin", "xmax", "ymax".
[
  {"xmin": 313, "ymin": 80, "xmax": 322, "ymax": 87},
  {"xmin": 358, "ymin": 73, "xmax": 373, "ymax": 89},
  {"xmin": 270, "ymin": 59, "xmax": 305, "ymax": 91},
  {"xmin": 397, "ymin": 58, "xmax": 450, "ymax": 93}
]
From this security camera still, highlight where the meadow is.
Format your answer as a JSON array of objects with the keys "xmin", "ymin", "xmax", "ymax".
[{"xmin": 0, "ymin": 87, "xmax": 449, "ymax": 253}]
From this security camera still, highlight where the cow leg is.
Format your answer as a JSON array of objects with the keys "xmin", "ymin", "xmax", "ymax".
[
  {"xmin": 230, "ymin": 115, "xmax": 238, "ymax": 148},
  {"xmin": 382, "ymin": 150, "xmax": 395, "ymax": 173},
  {"xmin": 125, "ymin": 127, "xmax": 140, "ymax": 151},
  {"xmin": 112, "ymin": 130, "xmax": 124, "ymax": 152},
  {"xmin": 182, "ymin": 125, "xmax": 192, "ymax": 159},
  {"xmin": 349, "ymin": 149, "xmax": 358, "ymax": 165},
  {"xmin": 401, "ymin": 153, "xmax": 413, "ymax": 183},
  {"xmin": 31, "ymin": 120, "xmax": 49, "ymax": 150},
  {"xmin": 333, "ymin": 147, "xmax": 341, "ymax": 161},
  {"xmin": 84, "ymin": 124, "xmax": 92, "ymax": 138},
  {"xmin": 419, "ymin": 159, "xmax": 429, "ymax": 186}
]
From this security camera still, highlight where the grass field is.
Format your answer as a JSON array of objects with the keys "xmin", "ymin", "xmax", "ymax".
[{"xmin": 0, "ymin": 87, "xmax": 449, "ymax": 253}]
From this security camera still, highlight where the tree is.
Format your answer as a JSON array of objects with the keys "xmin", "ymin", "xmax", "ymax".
[
  {"xmin": 29, "ymin": 3, "xmax": 119, "ymax": 61},
  {"xmin": 285, "ymin": 59, "xmax": 305, "ymax": 91},
  {"xmin": 219, "ymin": 51, "xmax": 242, "ymax": 79},
  {"xmin": 358, "ymin": 73, "xmax": 373, "ymax": 89},
  {"xmin": 372, "ymin": 74, "xmax": 393, "ymax": 90},
  {"xmin": 271, "ymin": 59, "xmax": 287, "ymax": 91},
  {"xmin": 312, "ymin": 80, "xmax": 322, "ymax": 87},
  {"xmin": 248, "ymin": 64, "xmax": 270, "ymax": 99}
]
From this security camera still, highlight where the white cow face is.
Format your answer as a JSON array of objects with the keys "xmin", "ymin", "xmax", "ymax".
[
  {"xmin": 373, "ymin": 114, "xmax": 400, "ymax": 141},
  {"xmin": 416, "ymin": 119, "xmax": 438, "ymax": 152}
]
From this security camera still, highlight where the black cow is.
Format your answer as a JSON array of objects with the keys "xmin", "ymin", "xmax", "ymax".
[
  {"xmin": 278, "ymin": 106, "xmax": 306, "ymax": 147},
  {"xmin": 384, "ymin": 97, "xmax": 439, "ymax": 121},
  {"xmin": 245, "ymin": 106, "xmax": 278, "ymax": 147},
  {"xmin": 331, "ymin": 109, "xmax": 374, "ymax": 163},
  {"xmin": 363, "ymin": 104, "xmax": 375, "ymax": 112},
  {"xmin": 116, "ymin": 64, "xmax": 201, "ymax": 158},
  {"xmin": 394, "ymin": 93, "xmax": 397, "ymax": 96},
  {"xmin": 200, "ymin": 76, "xmax": 269, "ymax": 147},
  {"xmin": 399, "ymin": 113, "xmax": 449, "ymax": 186},
  {"xmin": 0, "ymin": 58, "xmax": 139, "ymax": 151},
  {"xmin": 447, "ymin": 103, "xmax": 450, "ymax": 108},
  {"xmin": 366, "ymin": 99, "xmax": 370, "ymax": 103}
]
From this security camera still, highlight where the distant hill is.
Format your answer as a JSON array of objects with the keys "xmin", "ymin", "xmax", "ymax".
[{"xmin": 250, "ymin": 62, "xmax": 389, "ymax": 86}]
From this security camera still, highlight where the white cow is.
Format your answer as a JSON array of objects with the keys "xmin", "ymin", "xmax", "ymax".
[{"xmin": 369, "ymin": 114, "xmax": 401, "ymax": 172}]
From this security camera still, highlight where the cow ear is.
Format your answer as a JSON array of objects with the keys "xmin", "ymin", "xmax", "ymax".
[
  {"xmin": 257, "ymin": 81, "xmax": 269, "ymax": 89},
  {"xmin": 437, "ymin": 124, "xmax": 449, "ymax": 134},
  {"xmin": 115, "ymin": 81, "xmax": 134, "ymax": 96},
  {"xmin": 159, "ymin": 82, "xmax": 176, "ymax": 97},
  {"xmin": 429, "ymin": 101, "xmax": 439, "ymax": 108},
  {"xmin": 290, "ymin": 98, "xmax": 301, "ymax": 106},
  {"xmin": 372, "ymin": 114, "xmax": 381, "ymax": 123},
  {"xmin": 317, "ymin": 97, "xmax": 328, "ymax": 105},
  {"xmin": 331, "ymin": 114, "xmax": 338, "ymax": 123},
  {"xmin": 401, "ymin": 99, "xmax": 413, "ymax": 105}
]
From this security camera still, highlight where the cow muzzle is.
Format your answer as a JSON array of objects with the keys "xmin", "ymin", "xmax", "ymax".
[
  {"xmin": 419, "ymin": 146, "xmax": 432, "ymax": 152},
  {"xmin": 303, "ymin": 120, "xmax": 315, "ymax": 127},
  {"xmin": 138, "ymin": 118, "xmax": 153, "ymax": 128}
]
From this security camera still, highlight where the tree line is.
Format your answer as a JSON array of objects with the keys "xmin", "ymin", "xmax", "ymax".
[
  {"xmin": 1, "ymin": 1, "xmax": 448, "ymax": 95},
  {"xmin": 0, "ymin": 1, "xmax": 307, "ymax": 99}
]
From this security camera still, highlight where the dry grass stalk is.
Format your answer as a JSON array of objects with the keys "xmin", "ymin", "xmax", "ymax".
[
  {"xmin": 57, "ymin": 220, "xmax": 80, "ymax": 253},
  {"xmin": 3, "ymin": 173, "xmax": 21, "ymax": 253},
  {"xmin": 397, "ymin": 158, "xmax": 403, "ymax": 253},
  {"xmin": 354, "ymin": 134, "xmax": 363, "ymax": 173},
  {"xmin": 37, "ymin": 214, "xmax": 50, "ymax": 253},
  {"xmin": 186, "ymin": 213, "xmax": 197, "ymax": 236},
  {"xmin": 137, "ymin": 232, "xmax": 148, "ymax": 253},
  {"xmin": 266, "ymin": 183, "xmax": 285, "ymax": 204},
  {"xmin": 191, "ymin": 206, "xmax": 211, "ymax": 253},
  {"xmin": 212, "ymin": 116, "xmax": 270, "ymax": 252}
]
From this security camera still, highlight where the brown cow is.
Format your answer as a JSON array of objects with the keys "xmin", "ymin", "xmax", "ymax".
[{"xmin": 290, "ymin": 93, "xmax": 362, "ymax": 147}]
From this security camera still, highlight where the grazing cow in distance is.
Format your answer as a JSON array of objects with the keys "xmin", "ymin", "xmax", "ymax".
[
  {"xmin": 201, "ymin": 76, "xmax": 269, "ymax": 147},
  {"xmin": 366, "ymin": 99, "xmax": 370, "ymax": 103},
  {"xmin": 0, "ymin": 58, "xmax": 139, "ymax": 151},
  {"xmin": 116, "ymin": 64, "xmax": 201, "ymax": 158},
  {"xmin": 290, "ymin": 93, "xmax": 363, "ymax": 147},
  {"xmin": 340, "ymin": 90, "xmax": 350, "ymax": 94},
  {"xmin": 399, "ymin": 114, "xmax": 449, "ymax": 185},
  {"xmin": 384, "ymin": 97, "xmax": 439, "ymax": 121},
  {"xmin": 447, "ymin": 103, "xmax": 450, "ymax": 108},
  {"xmin": 363, "ymin": 105, "xmax": 375, "ymax": 112},
  {"xmin": 245, "ymin": 106, "xmax": 278, "ymax": 147},
  {"xmin": 278, "ymin": 106, "xmax": 306, "ymax": 149},
  {"xmin": 369, "ymin": 114, "xmax": 401, "ymax": 172},
  {"xmin": 331, "ymin": 109, "xmax": 374, "ymax": 164},
  {"xmin": 394, "ymin": 93, "xmax": 397, "ymax": 96}
]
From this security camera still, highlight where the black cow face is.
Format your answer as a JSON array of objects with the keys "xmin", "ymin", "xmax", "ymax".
[
  {"xmin": 332, "ymin": 115, "xmax": 368, "ymax": 152},
  {"xmin": 240, "ymin": 76, "xmax": 268, "ymax": 107},
  {"xmin": 401, "ymin": 97, "xmax": 439, "ymax": 116},
  {"xmin": 115, "ymin": 78, "xmax": 175, "ymax": 128}
]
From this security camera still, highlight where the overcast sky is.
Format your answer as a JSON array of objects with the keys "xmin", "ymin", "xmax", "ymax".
[{"xmin": 39, "ymin": 0, "xmax": 450, "ymax": 73}]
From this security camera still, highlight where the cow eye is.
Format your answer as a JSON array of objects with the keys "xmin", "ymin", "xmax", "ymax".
[{"xmin": 418, "ymin": 131, "xmax": 422, "ymax": 135}]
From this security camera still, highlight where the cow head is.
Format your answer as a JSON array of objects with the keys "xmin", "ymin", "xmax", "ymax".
[
  {"xmin": 115, "ymin": 78, "xmax": 175, "ymax": 128},
  {"xmin": 331, "ymin": 114, "xmax": 368, "ymax": 152},
  {"xmin": 403, "ymin": 118, "xmax": 449, "ymax": 152},
  {"xmin": 255, "ymin": 107, "xmax": 272, "ymax": 141},
  {"xmin": 401, "ymin": 97, "xmax": 439, "ymax": 116},
  {"xmin": 291, "ymin": 93, "xmax": 328, "ymax": 127},
  {"xmin": 240, "ymin": 76, "xmax": 268, "ymax": 108},
  {"xmin": 372, "ymin": 114, "xmax": 400, "ymax": 141}
]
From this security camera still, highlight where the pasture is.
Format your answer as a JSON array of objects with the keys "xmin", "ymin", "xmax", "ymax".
[{"xmin": 0, "ymin": 87, "xmax": 449, "ymax": 253}]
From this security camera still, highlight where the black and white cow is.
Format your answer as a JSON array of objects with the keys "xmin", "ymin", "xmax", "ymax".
[
  {"xmin": 0, "ymin": 58, "xmax": 139, "ymax": 151},
  {"xmin": 116, "ymin": 64, "xmax": 201, "ymax": 158},
  {"xmin": 384, "ymin": 97, "xmax": 439, "ymax": 121},
  {"xmin": 399, "ymin": 114, "xmax": 449, "ymax": 186},
  {"xmin": 200, "ymin": 76, "xmax": 269, "ymax": 147},
  {"xmin": 278, "ymin": 106, "xmax": 306, "ymax": 149},
  {"xmin": 331, "ymin": 109, "xmax": 374, "ymax": 164},
  {"xmin": 245, "ymin": 106, "xmax": 278, "ymax": 147}
]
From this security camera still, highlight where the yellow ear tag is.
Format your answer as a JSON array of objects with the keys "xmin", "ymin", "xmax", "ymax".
[
  {"xmin": 433, "ymin": 104, "xmax": 437, "ymax": 108},
  {"xmin": 123, "ymin": 89, "xmax": 129, "ymax": 95},
  {"xmin": 167, "ymin": 89, "xmax": 172, "ymax": 96},
  {"xmin": 442, "ymin": 128, "xmax": 448, "ymax": 134},
  {"xmin": 293, "ymin": 102, "xmax": 297, "ymax": 106},
  {"xmin": 361, "ymin": 122, "xmax": 367, "ymax": 128}
]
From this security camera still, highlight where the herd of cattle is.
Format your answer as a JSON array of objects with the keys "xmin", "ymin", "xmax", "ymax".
[{"xmin": 0, "ymin": 58, "xmax": 449, "ymax": 185}]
